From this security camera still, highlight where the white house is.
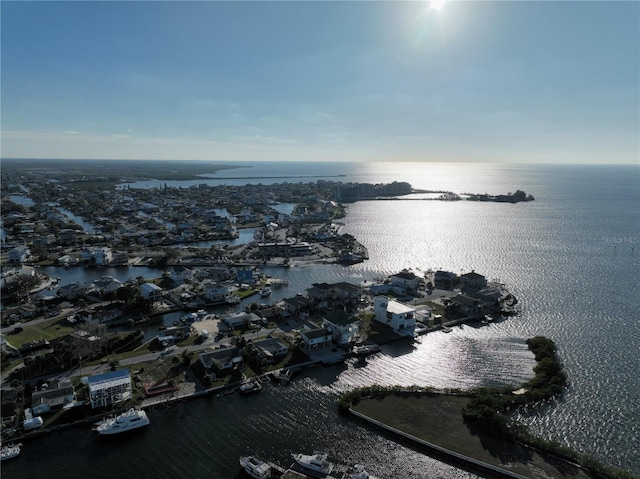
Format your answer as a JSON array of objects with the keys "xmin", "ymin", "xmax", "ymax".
[
  {"xmin": 221, "ymin": 311, "xmax": 260, "ymax": 329},
  {"xmin": 373, "ymin": 296, "xmax": 416, "ymax": 337},
  {"xmin": 31, "ymin": 380, "xmax": 75, "ymax": 414},
  {"xmin": 389, "ymin": 271, "xmax": 421, "ymax": 291},
  {"xmin": 300, "ymin": 327, "xmax": 333, "ymax": 355},
  {"xmin": 8, "ymin": 245, "xmax": 31, "ymax": 263},
  {"xmin": 140, "ymin": 282, "xmax": 163, "ymax": 302},
  {"xmin": 87, "ymin": 368, "xmax": 132, "ymax": 409},
  {"xmin": 57, "ymin": 282, "xmax": 89, "ymax": 300},
  {"xmin": 93, "ymin": 276, "xmax": 123, "ymax": 294},
  {"xmin": 170, "ymin": 266, "xmax": 195, "ymax": 284},
  {"xmin": 322, "ymin": 310, "xmax": 360, "ymax": 345},
  {"xmin": 201, "ymin": 281, "xmax": 230, "ymax": 304},
  {"xmin": 93, "ymin": 247, "xmax": 113, "ymax": 266}
]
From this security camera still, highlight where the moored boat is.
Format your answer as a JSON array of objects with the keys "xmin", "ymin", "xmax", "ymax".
[
  {"xmin": 239, "ymin": 455, "xmax": 271, "ymax": 479},
  {"xmin": 93, "ymin": 408, "xmax": 150, "ymax": 435},
  {"xmin": 239, "ymin": 379, "xmax": 262, "ymax": 394},
  {"xmin": 292, "ymin": 452, "xmax": 334, "ymax": 475},
  {"xmin": 1, "ymin": 443, "xmax": 21, "ymax": 461},
  {"xmin": 259, "ymin": 287, "xmax": 272, "ymax": 297},
  {"xmin": 342, "ymin": 464, "xmax": 371, "ymax": 479},
  {"xmin": 353, "ymin": 343, "xmax": 381, "ymax": 357}
]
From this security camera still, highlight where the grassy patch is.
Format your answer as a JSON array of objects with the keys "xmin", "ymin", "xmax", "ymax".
[{"xmin": 6, "ymin": 317, "xmax": 74, "ymax": 346}]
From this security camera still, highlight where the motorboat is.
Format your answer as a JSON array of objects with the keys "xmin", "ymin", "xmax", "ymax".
[
  {"xmin": 292, "ymin": 452, "xmax": 334, "ymax": 475},
  {"xmin": 1, "ymin": 443, "xmax": 21, "ymax": 461},
  {"xmin": 353, "ymin": 343, "xmax": 381, "ymax": 357},
  {"xmin": 93, "ymin": 408, "xmax": 150, "ymax": 435},
  {"xmin": 342, "ymin": 464, "xmax": 371, "ymax": 479},
  {"xmin": 239, "ymin": 379, "xmax": 262, "ymax": 394},
  {"xmin": 259, "ymin": 287, "xmax": 272, "ymax": 297},
  {"xmin": 239, "ymin": 455, "xmax": 271, "ymax": 479}
]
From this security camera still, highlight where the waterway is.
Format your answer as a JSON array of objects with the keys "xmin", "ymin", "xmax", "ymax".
[{"xmin": 2, "ymin": 162, "xmax": 639, "ymax": 478}]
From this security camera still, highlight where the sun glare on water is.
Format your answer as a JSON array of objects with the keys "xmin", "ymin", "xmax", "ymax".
[{"xmin": 429, "ymin": 0, "xmax": 447, "ymax": 12}]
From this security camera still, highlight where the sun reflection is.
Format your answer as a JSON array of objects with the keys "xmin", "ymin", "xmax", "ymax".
[{"xmin": 429, "ymin": 0, "xmax": 447, "ymax": 12}]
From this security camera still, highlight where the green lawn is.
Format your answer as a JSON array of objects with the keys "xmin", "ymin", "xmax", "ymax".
[
  {"xmin": 5, "ymin": 317, "xmax": 74, "ymax": 347},
  {"xmin": 352, "ymin": 393, "xmax": 591, "ymax": 479}
]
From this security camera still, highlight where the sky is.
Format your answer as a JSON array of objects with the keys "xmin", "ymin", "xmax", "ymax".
[{"xmin": 1, "ymin": 0, "xmax": 638, "ymax": 164}]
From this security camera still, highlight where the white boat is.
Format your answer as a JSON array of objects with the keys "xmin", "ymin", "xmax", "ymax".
[
  {"xmin": 342, "ymin": 464, "xmax": 371, "ymax": 479},
  {"xmin": 239, "ymin": 380, "xmax": 262, "ymax": 394},
  {"xmin": 93, "ymin": 408, "xmax": 150, "ymax": 435},
  {"xmin": 292, "ymin": 452, "xmax": 334, "ymax": 475},
  {"xmin": 1, "ymin": 443, "xmax": 21, "ymax": 461},
  {"xmin": 239, "ymin": 455, "xmax": 271, "ymax": 479},
  {"xmin": 259, "ymin": 287, "xmax": 272, "ymax": 297},
  {"xmin": 353, "ymin": 343, "xmax": 381, "ymax": 357}
]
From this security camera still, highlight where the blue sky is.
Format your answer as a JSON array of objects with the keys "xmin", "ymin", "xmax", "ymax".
[{"xmin": 1, "ymin": 1, "xmax": 638, "ymax": 164}]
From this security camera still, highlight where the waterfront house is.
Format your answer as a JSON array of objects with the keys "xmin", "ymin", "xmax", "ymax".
[
  {"xmin": 236, "ymin": 269, "xmax": 256, "ymax": 285},
  {"xmin": 92, "ymin": 276, "xmax": 123, "ymax": 295},
  {"xmin": 30, "ymin": 380, "xmax": 75, "ymax": 414},
  {"xmin": 434, "ymin": 270, "xmax": 457, "ymax": 289},
  {"xmin": 249, "ymin": 338, "xmax": 289, "ymax": 364},
  {"xmin": 199, "ymin": 345, "xmax": 243, "ymax": 371},
  {"xmin": 222, "ymin": 311, "xmax": 260, "ymax": 329},
  {"xmin": 87, "ymin": 368, "xmax": 132, "ymax": 409},
  {"xmin": 201, "ymin": 281, "xmax": 230, "ymax": 304},
  {"xmin": 451, "ymin": 294, "xmax": 482, "ymax": 317},
  {"xmin": 389, "ymin": 271, "xmax": 421, "ymax": 292},
  {"xmin": 57, "ymin": 282, "xmax": 89, "ymax": 300},
  {"xmin": 459, "ymin": 271, "xmax": 488, "ymax": 292},
  {"xmin": 94, "ymin": 247, "xmax": 113, "ymax": 266},
  {"xmin": 281, "ymin": 295, "xmax": 313, "ymax": 317},
  {"xmin": 373, "ymin": 296, "xmax": 416, "ymax": 337},
  {"xmin": 140, "ymin": 282, "xmax": 163, "ymax": 302},
  {"xmin": 306, "ymin": 282, "xmax": 362, "ymax": 309},
  {"xmin": 8, "ymin": 245, "xmax": 31, "ymax": 263},
  {"xmin": 170, "ymin": 266, "xmax": 195, "ymax": 284},
  {"xmin": 322, "ymin": 309, "xmax": 360, "ymax": 345},
  {"xmin": 300, "ymin": 327, "xmax": 333, "ymax": 355}
]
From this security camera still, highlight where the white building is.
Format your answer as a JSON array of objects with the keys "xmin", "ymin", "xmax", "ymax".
[
  {"xmin": 93, "ymin": 247, "xmax": 113, "ymax": 266},
  {"xmin": 222, "ymin": 311, "xmax": 260, "ymax": 329},
  {"xmin": 373, "ymin": 296, "xmax": 416, "ymax": 337},
  {"xmin": 8, "ymin": 245, "xmax": 31, "ymax": 263},
  {"xmin": 322, "ymin": 310, "xmax": 360, "ymax": 345},
  {"xmin": 300, "ymin": 327, "xmax": 333, "ymax": 355},
  {"xmin": 140, "ymin": 282, "xmax": 163, "ymax": 302},
  {"xmin": 87, "ymin": 368, "xmax": 132, "ymax": 409},
  {"xmin": 201, "ymin": 281, "xmax": 230, "ymax": 304}
]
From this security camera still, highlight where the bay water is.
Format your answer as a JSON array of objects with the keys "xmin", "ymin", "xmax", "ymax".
[{"xmin": 3, "ymin": 161, "xmax": 638, "ymax": 478}]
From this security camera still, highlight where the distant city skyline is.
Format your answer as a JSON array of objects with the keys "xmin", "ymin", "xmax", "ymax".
[{"xmin": 1, "ymin": 1, "xmax": 638, "ymax": 164}]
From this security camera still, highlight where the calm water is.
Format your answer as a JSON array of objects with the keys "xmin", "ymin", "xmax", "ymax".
[{"xmin": 3, "ymin": 162, "xmax": 639, "ymax": 478}]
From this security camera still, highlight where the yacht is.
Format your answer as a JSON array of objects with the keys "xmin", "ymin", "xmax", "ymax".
[
  {"xmin": 93, "ymin": 408, "xmax": 150, "ymax": 435},
  {"xmin": 1, "ymin": 443, "xmax": 21, "ymax": 461},
  {"xmin": 239, "ymin": 455, "xmax": 271, "ymax": 479},
  {"xmin": 292, "ymin": 452, "xmax": 334, "ymax": 475}
]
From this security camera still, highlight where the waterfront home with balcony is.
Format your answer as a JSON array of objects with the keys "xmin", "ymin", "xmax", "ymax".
[
  {"xmin": 87, "ymin": 368, "xmax": 132, "ymax": 409},
  {"xmin": 249, "ymin": 338, "xmax": 289, "ymax": 364},
  {"xmin": 140, "ymin": 282, "xmax": 163, "ymax": 302},
  {"xmin": 373, "ymin": 296, "xmax": 416, "ymax": 337},
  {"xmin": 300, "ymin": 327, "xmax": 333, "ymax": 355},
  {"xmin": 321, "ymin": 309, "xmax": 360, "ymax": 345}
]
